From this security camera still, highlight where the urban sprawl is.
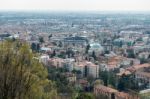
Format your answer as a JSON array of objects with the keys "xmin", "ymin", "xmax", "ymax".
[{"xmin": 0, "ymin": 12, "xmax": 150, "ymax": 99}]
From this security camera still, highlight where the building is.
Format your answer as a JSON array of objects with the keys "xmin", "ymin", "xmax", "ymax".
[
  {"xmin": 138, "ymin": 52, "xmax": 150, "ymax": 60},
  {"xmin": 94, "ymin": 85, "xmax": 117, "ymax": 99},
  {"xmin": 63, "ymin": 58, "xmax": 75, "ymax": 72},
  {"xmin": 101, "ymin": 56, "xmax": 123, "ymax": 71},
  {"xmin": 48, "ymin": 58, "xmax": 65, "ymax": 68},
  {"xmin": 0, "ymin": 33, "xmax": 11, "ymax": 40},
  {"xmin": 135, "ymin": 71, "xmax": 150, "ymax": 88},
  {"xmin": 135, "ymin": 66, "xmax": 150, "ymax": 88},
  {"xmin": 39, "ymin": 54, "xmax": 49, "ymax": 65},
  {"xmin": 127, "ymin": 63, "xmax": 150, "ymax": 73},
  {"xmin": 74, "ymin": 61, "xmax": 99, "ymax": 78},
  {"xmin": 63, "ymin": 36, "xmax": 88, "ymax": 48},
  {"xmin": 88, "ymin": 43, "xmax": 104, "ymax": 56},
  {"xmin": 117, "ymin": 64, "xmax": 150, "ymax": 88},
  {"xmin": 140, "ymin": 89, "xmax": 150, "ymax": 99},
  {"xmin": 40, "ymin": 47, "xmax": 52, "ymax": 53},
  {"xmin": 94, "ymin": 85, "xmax": 139, "ymax": 99},
  {"xmin": 120, "ymin": 58, "xmax": 140, "ymax": 68}
]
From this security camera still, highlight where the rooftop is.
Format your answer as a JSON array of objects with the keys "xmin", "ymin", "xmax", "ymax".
[
  {"xmin": 95, "ymin": 85, "xmax": 118, "ymax": 93},
  {"xmin": 64, "ymin": 36, "xmax": 87, "ymax": 41}
]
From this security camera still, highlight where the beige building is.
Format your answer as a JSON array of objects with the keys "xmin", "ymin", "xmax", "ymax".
[
  {"xmin": 48, "ymin": 58, "xmax": 65, "ymax": 68},
  {"xmin": 74, "ymin": 61, "xmax": 99, "ymax": 78}
]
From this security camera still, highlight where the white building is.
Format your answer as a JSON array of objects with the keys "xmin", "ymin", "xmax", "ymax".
[
  {"xmin": 88, "ymin": 43, "xmax": 104, "ymax": 56},
  {"xmin": 40, "ymin": 54, "xmax": 49, "ymax": 65},
  {"xmin": 64, "ymin": 58, "xmax": 75, "ymax": 72}
]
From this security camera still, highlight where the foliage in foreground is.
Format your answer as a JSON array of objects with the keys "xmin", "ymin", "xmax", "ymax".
[{"xmin": 0, "ymin": 41, "xmax": 57, "ymax": 99}]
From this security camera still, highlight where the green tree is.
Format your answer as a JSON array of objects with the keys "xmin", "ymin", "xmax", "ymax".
[
  {"xmin": 99, "ymin": 71, "xmax": 109, "ymax": 86},
  {"xmin": 48, "ymin": 67, "xmax": 76, "ymax": 98},
  {"xmin": 0, "ymin": 41, "xmax": 57, "ymax": 99},
  {"xmin": 51, "ymin": 50, "xmax": 56, "ymax": 58},
  {"xmin": 117, "ymin": 74, "xmax": 128, "ymax": 91},
  {"xmin": 76, "ymin": 93, "xmax": 95, "ymax": 99},
  {"xmin": 96, "ymin": 94, "xmax": 109, "ymax": 99},
  {"xmin": 85, "ymin": 44, "xmax": 90, "ymax": 54},
  {"xmin": 58, "ymin": 41, "xmax": 63, "ymax": 47},
  {"xmin": 48, "ymin": 34, "xmax": 52, "ymax": 40},
  {"xmin": 99, "ymin": 71, "xmax": 116, "ymax": 87},
  {"xmin": 92, "ymin": 51, "xmax": 97, "ymax": 60},
  {"xmin": 39, "ymin": 37, "xmax": 44, "ymax": 43},
  {"xmin": 31, "ymin": 43, "xmax": 40, "ymax": 52}
]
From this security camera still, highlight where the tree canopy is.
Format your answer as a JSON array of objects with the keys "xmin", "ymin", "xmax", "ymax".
[{"xmin": 0, "ymin": 41, "xmax": 57, "ymax": 99}]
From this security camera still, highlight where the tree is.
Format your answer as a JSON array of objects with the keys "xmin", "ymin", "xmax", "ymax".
[
  {"xmin": 76, "ymin": 93, "xmax": 95, "ymax": 99},
  {"xmin": 99, "ymin": 71, "xmax": 109, "ymax": 86},
  {"xmin": 85, "ymin": 44, "xmax": 90, "ymax": 54},
  {"xmin": 51, "ymin": 50, "xmax": 56, "ymax": 58},
  {"xmin": 48, "ymin": 34, "xmax": 52, "ymax": 40},
  {"xmin": 31, "ymin": 43, "xmax": 36, "ymax": 51},
  {"xmin": 117, "ymin": 74, "xmax": 128, "ymax": 91},
  {"xmin": 58, "ymin": 41, "xmax": 63, "ymax": 47},
  {"xmin": 0, "ymin": 41, "xmax": 57, "ymax": 99},
  {"xmin": 31, "ymin": 43, "xmax": 40, "ymax": 52},
  {"xmin": 87, "ymin": 75, "xmax": 94, "ymax": 84},
  {"xmin": 117, "ymin": 74, "xmax": 139, "ymax": 91},
  {"xmin": 39, "ymin": 37, "xmax": 44, "ymax": 43},
  {"xmin": 99, "ymin": 71, "xmax": 116, "ymax": 87},
  {"xmin": 92, "ymin": 51, "xmax": 97, "ymax": 60},
  {"xmin": 94, "ymin": 80, "xmax": 104, "ymax": 86},
  {"xmin": 96, "ymin": 94, "xmax": 109, "ymax": 99},
  {"xmin": 48, "ymin": 67, "xmax": 75, "ymax": 97},
  {"xmin": 66, "ymin": 48, "xmax": 74, "ymax": 58}
]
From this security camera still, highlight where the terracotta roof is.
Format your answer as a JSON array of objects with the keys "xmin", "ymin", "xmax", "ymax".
[
  {"xmin": 117, "ymin": 63, "xmax": 150, "ymax": 76},
  {"xmin": 106, "ymin": 56, "xmax": 123, "ymax": 69},
  {"xmin": 116, "ymin": 92, "xmax": 131, "ymax": 99},
  {"xmin": 78, "ymin": 79, "xmax": 88, "ymax": 84},
  {"xmin": 95, "ymin": 85, "xmax": 118, "ymax": 93},
  {"xmin": 127, "ymin": 63, "xmax": 150, "ymax": 72},
  {"xmin": 75, "ymin": 61, "xmax": 98, "ymax": 67},
  {"xmin": 48, "ymin": 58, "xmax": 64, "ymax": 62}
]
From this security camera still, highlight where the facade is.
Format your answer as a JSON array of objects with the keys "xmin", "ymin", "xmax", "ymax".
[
  {"xmin": 48, "ymin": 58, "xmax": 65, "ymax": 68},
  {"xmin": 63, "ymin": 58, "xmax": 75, "ymax": 72},
  {"xmin": 63, "ymin": 36, "xmax": 88, "ymax": 48},
  {"xmin": 74, "ymin": 61, "xmax": 99, "ymax": 78},
  {"xmin": 135, "ymin": 71, "xmax": 150, "ymax": 88}
]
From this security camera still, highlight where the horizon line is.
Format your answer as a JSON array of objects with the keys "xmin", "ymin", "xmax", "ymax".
[{"xmin": 0, "ymin": 9, "xmax": 150, "ymax": 13}]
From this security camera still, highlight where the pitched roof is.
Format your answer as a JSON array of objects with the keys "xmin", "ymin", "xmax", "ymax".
[{"xmin": 95, "ymin": 85, "xmax": 118, "ymax": 93}]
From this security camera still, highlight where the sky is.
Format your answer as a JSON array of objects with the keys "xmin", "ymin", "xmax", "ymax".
[{"xmin": 0, "ymin": 0, "xmax": 150, "ymax": 11}]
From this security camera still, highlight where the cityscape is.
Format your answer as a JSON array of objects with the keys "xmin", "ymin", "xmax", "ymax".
[{"xmin": 0, "ymin": 0, "xmax": 150, "ymax": 99}]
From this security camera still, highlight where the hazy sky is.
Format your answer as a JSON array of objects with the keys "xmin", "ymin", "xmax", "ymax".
[{"xmin": 0, "ymin": 0, "xmax": 150, "ymax": 11}]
